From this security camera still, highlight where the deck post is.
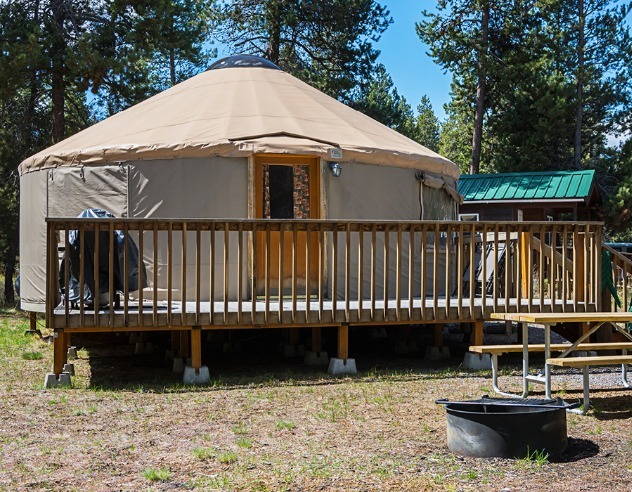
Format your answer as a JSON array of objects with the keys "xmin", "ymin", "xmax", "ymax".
[
  {"xmin": 43, "ymin": 328, "xmax": 73, "ymax": 388},
  {"xmin": 328, "ymin": 324, "xmax": 356, "ymax": 375},
  {"xmin": 191, "ymin": 327, "xmax": 202, "ymax": 370},
  {"xmin": 183, "ymin": 326, "xmax": 210, "ymax": 384},
  {"xmin": 53, "ymin": 330, "xmax": 66, "ymax": 375},
  {"xmin": 30, "ymin": 311, "xmax": 37, "ymax": 332},
  {"xmin": 472, "ymin": 321, "xmax": 484, "ymax": 346},
  {"xmin": 337, "ymin": 324, "xmax": 349, "ymax": 360}
]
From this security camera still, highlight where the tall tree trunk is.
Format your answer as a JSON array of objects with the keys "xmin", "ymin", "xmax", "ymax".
[
  {"xmin": 470, "ymin": 3, "xmax": 489, "ymax": 175},
  {"xmin": 3, "ymin": 233, "xmax": 17, "ymax": 305},
  {"xmin": 573, "ymin": 0, "xmax": 585, "ymax": 169},
  {"xmin": 169, "ymin": 47, "xmax": 176, "ymax": 86},
  {"xmin": 51, "ymin": 0, "xmax": 66, "ymax": 142},
  {"xmin": 265, "ymin": 0, "xmax": 283, "ymax": 64}
]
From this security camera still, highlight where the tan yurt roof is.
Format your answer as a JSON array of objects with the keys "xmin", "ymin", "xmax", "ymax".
[{"xmin": 19, "ymin": 55, "xmax": 459, "ymax": 179}]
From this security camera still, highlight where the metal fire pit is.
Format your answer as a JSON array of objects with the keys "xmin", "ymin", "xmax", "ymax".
[{"xmin": 436, "ymin": 397, "xmax": 576, "ymax": 458}]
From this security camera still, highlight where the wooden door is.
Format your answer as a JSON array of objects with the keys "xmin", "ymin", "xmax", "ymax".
[{"xmin": 254, "ymin": 156, "xmax": 320, "ymax": 297}]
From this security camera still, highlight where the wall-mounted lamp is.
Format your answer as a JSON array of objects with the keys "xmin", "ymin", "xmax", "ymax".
[{"xmin": 328, "ymin": 162, "xmax": 342, "ymax": 178}]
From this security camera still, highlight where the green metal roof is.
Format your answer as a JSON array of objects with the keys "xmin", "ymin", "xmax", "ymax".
[{"xmin": 458, "ymin": 170, "xmax": 596, "ymax": 202}]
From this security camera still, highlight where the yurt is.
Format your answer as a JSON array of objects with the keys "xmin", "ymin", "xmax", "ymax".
[{"xmin": 19, "ymin": 55, "xmax": 461, "ymax": 313}]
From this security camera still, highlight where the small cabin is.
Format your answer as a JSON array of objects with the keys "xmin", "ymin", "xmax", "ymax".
[{"xmin": 458, "ymin": 170, "xmax": 601, "ymax": 222}]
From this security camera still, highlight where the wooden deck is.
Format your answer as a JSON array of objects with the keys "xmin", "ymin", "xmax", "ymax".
[
  {"xmin": 55, "ymin": 298, "xmax": 595, "ymax": 331},
  {"xmin": 43, "ymin": 218, "xmax": 610, "ymax": 381}
]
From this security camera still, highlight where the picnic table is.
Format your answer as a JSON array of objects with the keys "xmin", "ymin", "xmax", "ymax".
[{"xmin": 487, "ymin": 312, "xmax": 632, "ymax": 414}]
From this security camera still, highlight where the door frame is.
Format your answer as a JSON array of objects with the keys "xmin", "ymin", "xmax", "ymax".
[{"xmin": 251, "ymin": 154, "xmax": 322, "ymax": 298}]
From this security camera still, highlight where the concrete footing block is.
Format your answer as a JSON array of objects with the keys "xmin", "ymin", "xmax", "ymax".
[
  {"xmin": 62, "ymin": 363, "xmax": 75, "ymax": 376},
  {"xmin": 463, "ymin": 352, "xmax": 492, "ymax": 370},
  {"xmin": 183, "ymin": 365, "xmax": 211, "ymax": 385},
  {"xmin": 129, "ymin": 332, "xmax": 139, "ymax": 344},
  {"xmin": 172, "ymin": 358, "xmax": 185, "ymax": 373},
  {"xmin": 304, "ymin": 351, "xmax": 329, "ymax": 366},
  {"xmin": 328, "ymin": 358, "xmax": 357, "ymax": 376},
  {"xmin": 67, "ymin": 346, "xmax": 78, "ymax": 359},
  {"xmin": 44, "ymin": 372, "xmax": 72, "ymax": 389},
  {"xmin": 282, "ymin": 344, "xmax": 306, "ymax": 358},
  {"xmin": 393, "ymin": 340, "xmax": 418, "ymax": 355},
  {"xmin": 425, "ymin": 346, "xmax": 451, "ymax": 360}
]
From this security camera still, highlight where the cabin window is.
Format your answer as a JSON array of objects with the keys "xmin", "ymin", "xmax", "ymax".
[{"xmin": 262, "ymin": 164, "xmax": 311, "ymax": 219}]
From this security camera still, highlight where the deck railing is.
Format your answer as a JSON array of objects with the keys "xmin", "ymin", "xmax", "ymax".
[{"xmin": 46, "ymin": 219, "xmax": 603, "ymax": 330}]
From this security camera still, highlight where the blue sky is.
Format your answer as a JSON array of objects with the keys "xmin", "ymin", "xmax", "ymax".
[{"xmin": 376, "ymin": 1, "xmax": 451, "ymax": 120}]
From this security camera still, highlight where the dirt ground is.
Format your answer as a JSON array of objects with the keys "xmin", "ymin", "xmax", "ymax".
[{"xmin": 0, "ymin": 313, "xmax": 630, "ymax": 491}]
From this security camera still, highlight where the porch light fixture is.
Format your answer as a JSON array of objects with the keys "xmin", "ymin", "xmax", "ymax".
[{"xmin": 328, "ymin": 162, "xmax": 342, "ymax": 177}]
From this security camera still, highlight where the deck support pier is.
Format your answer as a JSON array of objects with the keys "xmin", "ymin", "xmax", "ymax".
[
  {"xmin": 425, "ymin": 324, "xmax": 450, "ymax": 360},
  {"xmin": 282, "ymin": 329, "xmax": 305, "ymax": 358},
  {"xmin": 304, "ymin": 327, "xmax": 329, "ymax": 365},
  {"xmin": 328, "ymin": 324, "xmax": 356, "ymax": 375},
  {"xmin": 394, "ymin": 325, "xmax": 417, "ymax": 354},
  {"xmin": 183, "ymin": 327, "xmax": 210, "ymax": 384},
  {"xmin": 44, "ymin": 329, "xmax": 72, "ymax": 388}
]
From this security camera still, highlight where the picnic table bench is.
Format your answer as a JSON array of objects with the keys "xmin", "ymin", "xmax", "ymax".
[{"xmin": 482, "ymin": 312, "xmax": 632, "ymax": 414}]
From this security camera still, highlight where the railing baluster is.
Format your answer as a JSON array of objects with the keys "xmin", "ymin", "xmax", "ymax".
[
  {"xmin": 196, "ymin": 226, "xmax": 201, "ymax": 327},
  {"xmin": 224, "ymin": 222, "xmax": 229, "ymax": 325},
  {"xmin": 138, "ymin": 223, "xmax": 144, "ymax": 327},
  {"xmin": 468, "ymin": 222, "xmax": 475, "ymax": 320},
  {"xmin": 265, "ymin": 224, "xmax": 271, "ymax": 323},
  {"xmin": 421, "ymin": 225, "xmax": 427, "ymax": 321},
  {"xmin": 64, "ymin": 228, "xmax": 70, "ymax": 328},
  {"xmin": 108, "ymin": 222, "xmax": 115, "ymax": 326},
  {"xmin": 167, "ymin": 221, "xmax": 173, "ymax": 326},
  {"xmin": 79, "ymin": 223, "xmax": 85, "ymax": 326},
  {"xmin": 305, "ymin": 223, "xmax": 311, "ymax": 323},
  {"xmin": 182, "ymin": 222, "xmax": 187, "ymax": 326},
  {"xmin": 210, "ymin": 225, "xmax": 215, "ymax": 325},
  {"xmin": 292, "ymin": 223, "xmax": 298, "ymax": 323},
  {"xmin": 238, "ymin": 223, "xmax": 243, "ymax": 325},
  {"xmin": 153, "ymin": 223, "xmax": 158, "ymax": 327},
  {"xmin": 396, "ymin": 224, "xmax": 402, "ymax": 321},
  {"xmin": 383, "ymin": 225, "xmax": 389, "ymax": 321},
  {"xmin": 345, "ymin": 223, "xmax": 351, "ymax": 323},
  {"xmin": 481, "ymin": 223, "xmax": 487, "ymax": 317},
  {"xmin": 433, "ymin": 223, "xmax": 439, "ymax": 320},
  {"xmin": 318, "ymin": 224, "xmax": 324, "ymax": 323},
  {"xmin": 445, "ymin": 224, "xmax": 451, "ymax": 319},
  {"xmin": 91, "ymin": 222, "xmax": 99, "ymax": 325},
  {"xmin": 251, "ymin": 222, "xmax": 257, "ymax": 324},
  {"xmin": 332, "ymin": 226, "xmax": 338, "ymax": 321},
  {"xmin": 408, "ymin": 224, "xmax": 414, "ymax": 321},
  {"xmin": 279, "ymin": 222, "xmax": 284, "ymax": 323},
  {"xmin": 358, "ymin": 226, "xmax": 364, "ymax": 322},
  {"xmin": 493, "ymin": 223, "xmax": 499, "ymax": 313},
  {"xmin": 371, "ymin": 224, "xmax": 376, "ymax": 322}
]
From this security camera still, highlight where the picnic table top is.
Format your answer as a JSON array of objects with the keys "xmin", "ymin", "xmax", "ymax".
[{"xmin": 490, "ymin": 312, "xmax": 632, "ymax": 324}]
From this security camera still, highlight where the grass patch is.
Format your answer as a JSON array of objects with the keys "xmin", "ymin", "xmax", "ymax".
[
  {"xmin": 516, "ymin": 447, "xmax": 549, "ymax": 467},
  {"xmin": 142, "ymin": 467, "xmax": 171, "ymax": 481},
  {"xmin": 193, "ymin": 447, "xmax": 215, "ymax": 460},
  {"xmin": 21, "ymin": 350, "xmax": 44, "ymax": 360},
  {"xmin": 236, "ymin": 437, "xmax": 252, "ymax": 449},
  {"xmin": 217, "ymin": 451, "xmax": 238, "ymax": 464},
  {"xmin": 275, "ymin": 420, "xmax": 296, "ymax": 430}
]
